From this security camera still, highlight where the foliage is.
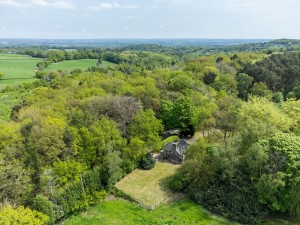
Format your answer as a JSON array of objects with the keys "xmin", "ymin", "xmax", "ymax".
[
  {"xmin": 0, "ymin": 204, "xmax": 48, "ymax": 225},
  {"xmin": 139, "ymin": 153, "xmax": 156, "ymax": 170},
  {"xmin": 168, "ymin": 171, "xmax": 187, "ymax": 192},
  {"xmin": 242, "ymin": 52, "xmax": 300, "ymax": 98},
  {"xmin": 181, "ymin": 142, "xmax": 269, "ymax": 223},
  {"xmin": 33, "ymin": 195, "xmax": 58, "ymax": 225},
  {"xmin": 253, "ymin": 133, "xmax": 300, "ymax": 214},
  {"xmin": 237, "ymin": 97, "xmax": 293, "ymax": 151},
  {"xmin": 161, "ymin": 135, "xmax": 179, "ymax": 146},
  {"xmin": 236, "ymin": 73, "xmax": 253, "ymax": 100},
  {"xmin": 1, "ymin": 44, "xmax": 300, "ymax": 224},
  {"xmin": 161, "ymin": 97, "xmax": 196, "ymax": 133},
  {"xmin": 129, "ymin": 109, "xmax": 163, "ymax": 151},
  {"xmin": 203, "ymin": 72, "xmax": 217, "ymax": 85}
]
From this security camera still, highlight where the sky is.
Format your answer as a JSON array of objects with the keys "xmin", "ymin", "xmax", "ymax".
[{"xmin": 0, "ymin": 0, "xmax": 299, "ymax": 39}]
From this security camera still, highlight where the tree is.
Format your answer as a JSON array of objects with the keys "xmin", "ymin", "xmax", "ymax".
[
  {"xmin": 129, "ymin": 109, "xmax": 163, "ymax": 152},
  {"xmin": 213, "ymin": 96, "xmax": 241, "ymax": 146},
  {"xmin": 125, "ymin": 137, "xmax": 147, "ymax": 161},
  {"xmin": 0, "ymin": 154, "xmax": 32, "ymax": 204},
  {"xmin": 281, "ymin": 99, "xmax": 300, "ymax": 134},
  {"xmin": 73, "ymin": 117, "xmax": 126, "ymax": 169},
  {"xmin": 203, "ymin": 72, "xmax": 217, "ymax": 85},
  {"xmin": 26, "ymin": 117, "xmax": 67, "ymax": 171},
  {"xmin": 251, "ymin": 82, "xmax": 272, "ymax": 99},
  {"xmin": 97, "ymin": 58, "xmax": 102, "ymax": 66},
  {"xmin": 254, "ymin": 133, "xmax": 300, "ymax": 215},
  {"xmin": 52, "ymin": 160, "xmax": 87, "ymax": 187},
  {"xmin": 0, "ymin": 204, "xmax": 48, "ymax": 225},
  {"xmin": 237, "ymin": 97, "xmax": 293, "ymax": 151},
  {"xmin": 161, "ymin": 97, "xmax": 196, "ymax": 134},
  {"xmin": 0, "ymin": 72, "xmax": 5, "ymax": 79},
  {"xmin": 236, "ymin": 73, "xmax": 253, "ymax": 100}
]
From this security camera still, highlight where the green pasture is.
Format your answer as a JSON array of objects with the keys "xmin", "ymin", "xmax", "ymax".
[
  {"xmin": 62, "ymin": 199, "xmax": 236, "ymax": 225},
  {"xmin": 47, "ymin": 59, "xmax": 116, "ymax": 72},
  {"xmin": 0, "ymin": 53, "xmax": 41, "ymax": 88}
]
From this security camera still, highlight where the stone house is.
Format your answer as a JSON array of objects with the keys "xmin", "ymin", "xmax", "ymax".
[{"xmin": 158, "ymin": 139, "xmax": 189, "ymax": 164}]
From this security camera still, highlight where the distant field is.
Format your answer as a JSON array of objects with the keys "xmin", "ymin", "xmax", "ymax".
[
  {"xmin": 62, "ymin": 199, "xmax": 236, "ymax": 225},
  {"xmin": 47, "ymin": 59, "xmax": 116, "ymax": 72},
  {"xmin": 0, "ymin": 53, "xmax": 41, "ymax": 88},
  {"xmin": 115, "ymin": 162, "xmax": 180, "ymax": 209}
]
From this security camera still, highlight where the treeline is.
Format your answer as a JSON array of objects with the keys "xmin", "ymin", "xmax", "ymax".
[
  {"xmin": 242, "ymin": 52, "xmax": 300, "ymax": 99},
  {"xmin": 1, "ymin": 46, "xmax": 300, "ymax": 224}
]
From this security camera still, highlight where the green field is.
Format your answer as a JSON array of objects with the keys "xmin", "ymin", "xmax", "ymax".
[
  {"xmin": 62, "ymin": 198, "xmax": 236, "ymax": 225},
  {"xmin": 0, "ymin": 54, "xmax": 41, "ymax": 88},
  {"xmin": 47, "ymin": 59, "xmax": 116, "ymax": 72},
  {"xmin": 0, "ymin": 54, "xmax": 116, "ymax": 89},
  {"xmin": 115, "ymin": 162, "xmax": 180, "ymax": 209}
]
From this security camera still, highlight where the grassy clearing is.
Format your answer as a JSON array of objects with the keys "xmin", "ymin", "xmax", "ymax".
[
  {"xmin": 115, "ymin": 162, "xmax": 180, "ymax": 209},
  {"xmin": 47, "ymin": 59, "xmax": 116, "ymax": 72},
  {"xmin": 0, "ymin": 54, "xmax": 41, "ymax": 88},
  {"xmin": 62, "ymin": 198, "xmax": 237, "ymax": 225}
]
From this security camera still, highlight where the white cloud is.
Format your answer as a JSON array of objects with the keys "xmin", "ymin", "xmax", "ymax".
[
  {"xmin": 153, "ymin": 0, "xmax": 300, "ymax": 14},
  {"xmin": 0, "ymin": 0, "xmax": 76, "ymax": 9},
  {"xmin": 31, "ymin": 0, "xmax": 75, "ymax": 9},
  {"xmin": 85, "ymin": 2, "xmax": 138, "ymax": 11},
  {"xmin": 85, "ymin": 2, "xmax": 119, "ymax": 11},
  {"xmin": 0, "ymin": 0, "xmax": 26, "ymax": 7}
]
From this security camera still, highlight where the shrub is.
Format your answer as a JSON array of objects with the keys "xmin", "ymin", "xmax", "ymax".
[
  {"xmin": 168, "ymin": 172, "xmax": 187, "ymax": 192},
  {"xmin": 33, "ymin": 195, "xmax": 58, "ymax": 225},
  {"xmin": 192, "ymin": 176, "xmax": 269, "ymax": 224},
  {"xmin": 0, "ymin": 204, "xmax": 49, "ymax": 225},
  {"xmin": 139, "ymin": 153, "xmax": 156, "ymax": 170}
]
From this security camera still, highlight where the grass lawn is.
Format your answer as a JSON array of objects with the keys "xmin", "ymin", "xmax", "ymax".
[
  {"xmin": 0, "ymin": 54, "xmax": 41, "ymax": 89},
  {"xmin": 47, "ymin": 59, "xmax": 116, "ymax": 72},
  {"xmin": 115, "ymin": 162, "xmax": 180, "ymax": 209},
  {"xmin": 62, "ymin": 198, "xmax": 237, "ymax": 225}
]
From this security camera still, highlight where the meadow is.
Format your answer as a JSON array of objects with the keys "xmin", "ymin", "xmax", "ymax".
[
  {"xmin": 0, "ymin": 54, "xmax": 116, "ymax": 89},
  {"xmin": 62, "ymin": 198, "xmax": 236, "ymax": 225},
  {"xmin": 0, "ymin": 53, "xmax": 40, "ymax": 88},
  {"xmin": 47, "ymin": 59, "xmax": 116, "ymax": 72}
]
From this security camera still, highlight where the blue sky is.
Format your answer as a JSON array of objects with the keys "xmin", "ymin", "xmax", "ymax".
[{"xmin": 0, "ymin": 0, "xmax": 299, "ymax": 39}]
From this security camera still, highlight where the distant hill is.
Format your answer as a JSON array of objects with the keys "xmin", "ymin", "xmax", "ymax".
[{"xmin": 0, "ymin": 38, "xmax": 272, "ymax": 48}]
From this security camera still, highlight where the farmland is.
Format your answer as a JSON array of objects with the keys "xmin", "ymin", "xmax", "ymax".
[
  {"xmin": 46, "ymin": 59, "xmax": 116, "ymax": 72},
  {"xmin": 0, "ymin": 53, "xmax": 40, "ymax": 88},
  {"xmin": 0, "ymin": 54, "xmax": 117, "ymax": 89}
]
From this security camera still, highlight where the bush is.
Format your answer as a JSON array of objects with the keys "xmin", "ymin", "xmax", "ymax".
[
  {"xmin": 139, "ymin": 153, "xmax": 156, "ymax": 170},
  {"xmin": 192, "ymin": 176, "xmax": 269, "ymax": 224},
  {"xmin": 121, "ymin": 158, "xmax": 137, "ymax": 174},
  {"xmin": 168, "ymin": 172, "xmax": 187, "ymax": 192},
  {"xmin": 0, "ymin": 204, "xmax": 49, "ymax": 225},
  {"xmin": 55, "ymin": 182, "xmax": 88, "ymax": 217},
  {"xmin": 33, "ymin": 195, "xmax": 58, "ymax": 225},
  {"xmin": 161, "ymin": 136, "xmax": 179, "ymax": 147}
]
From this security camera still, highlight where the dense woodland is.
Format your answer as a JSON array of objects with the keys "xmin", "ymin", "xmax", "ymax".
[{"xmin": 0, "ymin": 40, "xmax": 300, "ymax": 224}]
